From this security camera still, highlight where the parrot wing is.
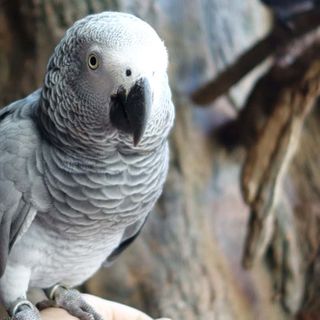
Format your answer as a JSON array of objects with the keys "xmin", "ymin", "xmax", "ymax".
[
  {"xmin": 103, "ymin": 214, "xmax": 149, "ymax": 266},
  {"xmin": 0, "ymin": 92, "xmax": 50, "ymax": 277}
]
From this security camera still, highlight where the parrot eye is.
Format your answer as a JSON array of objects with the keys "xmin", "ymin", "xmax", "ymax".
[
  {"xmin": 88, "ymin": 54, "xmax": 99, "ymax": 70},
  {"xmin": 126, "ymin": 69, "xmax": 132, "ymax": 77}
]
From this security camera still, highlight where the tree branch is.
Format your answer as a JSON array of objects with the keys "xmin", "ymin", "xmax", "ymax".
[
  {"xmin": 191, "ymin": 9, "xmax": 320, "ymax": 106},
  {"xmin": 241, "ymin": 42, "xmax": 320, "ymax": 267}
]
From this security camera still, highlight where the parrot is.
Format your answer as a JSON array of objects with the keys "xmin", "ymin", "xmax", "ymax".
[
  {"xmin": 261, "ymin": 0, "xmax": 319, "ymax": 21},
  {"xmin": 0, "ymin": 11, "xmax": 175, "ymax": 320}
]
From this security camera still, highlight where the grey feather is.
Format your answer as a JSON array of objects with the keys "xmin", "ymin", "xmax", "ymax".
[
  {"xmin": 104, "ymin": 213, "xmax": 149, "ymax": 266},
  {"xmin": 0, "ymin": 93, "xmax": 50, "ymax": 277}
]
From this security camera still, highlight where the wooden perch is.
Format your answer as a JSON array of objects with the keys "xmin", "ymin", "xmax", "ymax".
[
  {"xmin": 241, "ymin": 43, "xmax": 320, "ymax": 268},
  {"xmin": 191, "ymin": 9, "xmax": 320, "ymax": 106}
]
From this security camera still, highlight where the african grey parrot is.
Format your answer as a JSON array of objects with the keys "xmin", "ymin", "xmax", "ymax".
[{"xmin": 0, "ymin": 11, "xmax": 174, "ymax": 320}]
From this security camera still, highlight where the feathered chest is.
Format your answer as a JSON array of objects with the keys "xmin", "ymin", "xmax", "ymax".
[{"xmin": 37, "ymin": 142, "xmax": 169, "ymax": 234}]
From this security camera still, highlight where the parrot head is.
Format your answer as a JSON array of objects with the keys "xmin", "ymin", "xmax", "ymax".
[{"xmin": 41, "ymin": 12, "xmax": 171, "ymax": 148}]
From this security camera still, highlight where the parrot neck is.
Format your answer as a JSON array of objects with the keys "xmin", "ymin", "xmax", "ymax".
[{"xmin": 37, "ymin": 89, "xmax": 112, "ymax": 159}]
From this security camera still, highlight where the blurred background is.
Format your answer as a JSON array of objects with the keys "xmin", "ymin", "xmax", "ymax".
[{"xmin": 1, "ymin": 0, "xmax": 320, "ymax": 319}]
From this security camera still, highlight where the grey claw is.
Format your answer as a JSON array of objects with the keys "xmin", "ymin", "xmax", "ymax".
[
  {"xmin": 46, "ymin": 286, "xmax": 103, "ymax": 320},
  {"xmin": 11, "ymin": 303, "xmax": 40, "ymax": 320}
]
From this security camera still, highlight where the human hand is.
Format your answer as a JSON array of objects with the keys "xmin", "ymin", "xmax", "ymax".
[{"xmin": 40, "ymin": 294, "xmax": 171, "ymax": 320}]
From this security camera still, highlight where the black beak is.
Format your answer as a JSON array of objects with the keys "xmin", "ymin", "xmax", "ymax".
[{"xmin": 110, "ymin": 78, "xmax": 152, "ymax": 146}]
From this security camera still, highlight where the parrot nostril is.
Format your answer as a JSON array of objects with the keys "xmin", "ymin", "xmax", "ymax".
[{"xmin": 125, "ymin": 69, "xmax": 132, "ymax": 77}]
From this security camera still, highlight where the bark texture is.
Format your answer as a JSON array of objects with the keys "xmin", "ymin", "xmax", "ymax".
[{"xmin": 0, "ymin": 0, "xmax": 319, "ymax": 319}]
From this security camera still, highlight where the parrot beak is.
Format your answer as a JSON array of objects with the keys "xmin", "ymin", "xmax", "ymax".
[{"xmin": 110, "ymin": 78, "xmax": 152, "ymax": 146}]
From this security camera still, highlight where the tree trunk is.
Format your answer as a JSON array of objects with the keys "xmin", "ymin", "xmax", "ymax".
[{"xmin": 0, "ymin": 1, "xmax": 319, "ymax": 319}]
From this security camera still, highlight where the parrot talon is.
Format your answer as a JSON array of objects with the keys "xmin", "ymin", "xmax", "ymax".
[
  {"xmin": 43, "ymin": 285, "xmax": 103, "ymax": 320},
  {"xmin": 9, "ymin": 299, "xmax": 40, "ymax": 320}
]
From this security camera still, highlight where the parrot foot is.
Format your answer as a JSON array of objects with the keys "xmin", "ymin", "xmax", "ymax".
[
  {"xmin": 38, "ymin": 285, "xmax": 103, "ymax": 320},
  {"xmin": 9, "ymin": 299, "xmax": 41, "ymax": 320}
]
